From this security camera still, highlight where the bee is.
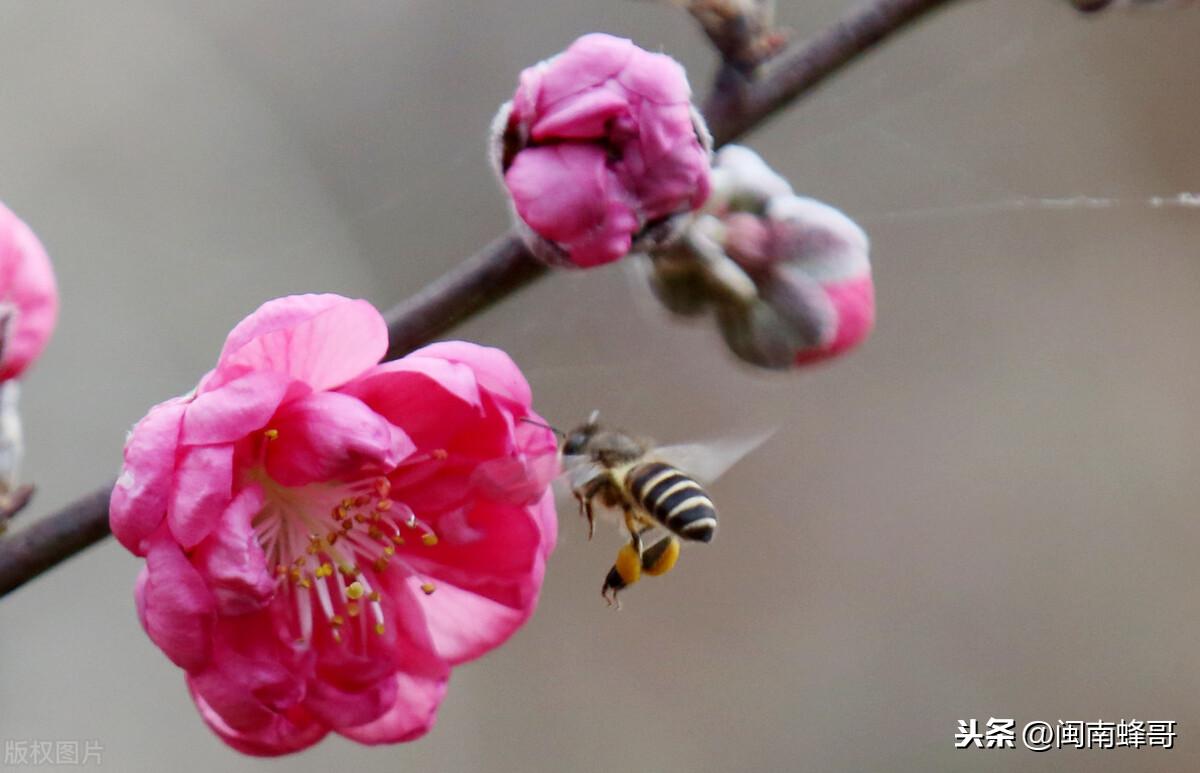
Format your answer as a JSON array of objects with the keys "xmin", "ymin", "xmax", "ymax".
[{"xmin": 558, "ymin": 411, "xmax": 770, "ymax": 605}]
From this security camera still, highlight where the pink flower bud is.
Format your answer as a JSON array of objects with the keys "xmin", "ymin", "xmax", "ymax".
[
  {"xmin": 0, "ymin": 201, "xmax": 58, "ymax": 382},
  {"xmin": 110, "ymin": 294, "xmax": 559, "ymax": 755},
  {"xmin": 493, "ymin": 33, "xmax": 712, "ymax": 268},
  {"xmin": 647, "ymin": 146, "xmax": 874, "ymax": 369}
]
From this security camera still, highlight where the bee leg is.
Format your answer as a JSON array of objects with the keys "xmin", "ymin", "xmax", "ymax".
[
  {"xmin": 573, "ymin": 492, "xmax": 597, "ymax": 540},
  {"xmin": 641, "ymin": 535, "xmax": 681, "ymax": 578},
  {"xmin": 622, "ymin": 508, "xmax": 645, "ymax": 557},
  {"xmin": 601, "ymin": 541, "xmax": 642, "ymax": 608}
]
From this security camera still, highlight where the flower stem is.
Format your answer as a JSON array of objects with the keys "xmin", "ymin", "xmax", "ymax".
[{"xmin": 0, "ymin": 0, "xmax": 959, "ymax": 598}]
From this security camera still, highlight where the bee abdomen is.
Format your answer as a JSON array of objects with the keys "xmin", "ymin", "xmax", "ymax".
[{"xmin": 626, "ymin": 462, "xmax": 718, "ymax": 543}]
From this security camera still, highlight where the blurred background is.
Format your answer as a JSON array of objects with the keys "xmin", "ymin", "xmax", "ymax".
[{"xmin": 2, "ymin": 1, "xmax": 1199, "ymax": 771}]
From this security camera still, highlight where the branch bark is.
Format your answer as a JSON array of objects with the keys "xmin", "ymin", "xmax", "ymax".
[{"xmin": 0, "ymin": 0, "xmax": 955, "ymax": 598}]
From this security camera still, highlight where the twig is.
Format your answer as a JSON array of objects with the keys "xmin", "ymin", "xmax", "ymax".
[
  {"xmin": 704, "ymin": 0, "xmax": 955, "ymax": 146},
  {"xmin": 0, "ymin": 0, "xmax": 958, "ymax": 598}
]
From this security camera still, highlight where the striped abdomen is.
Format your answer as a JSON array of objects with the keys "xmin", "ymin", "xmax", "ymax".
[{"xmin": 626, "ymin": 462, "xmax": 717, "ymax": 543}]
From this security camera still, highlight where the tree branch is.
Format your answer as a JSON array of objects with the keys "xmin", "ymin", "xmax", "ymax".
[{"xmin": 0, "ymin": 0, "xmax": 957, "ymax": 598}]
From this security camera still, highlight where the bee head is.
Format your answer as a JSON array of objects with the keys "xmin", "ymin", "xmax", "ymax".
[{"xmin": 562, "ymin": 412, "xmax": 601, "ymax": 456}]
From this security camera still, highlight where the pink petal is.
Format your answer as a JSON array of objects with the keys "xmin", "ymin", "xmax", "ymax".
[
  {"xmin": 137, "ymin": 529, "xmax": 217, "ymax": 671},
  {"xmin": 408, "ymin": 342, "xmax": 532, "ymax": 409},
  {"xmin": 304, "ymin": 669, "xmax": 399, "ymax": 730},
  {"xmin": 614, "ymin": 47, "xmax": 692, "ymax": 104},
  {"xmin": 181, "ymin": 371, "xmax": 293, "ymax": 445},
  {"xmin": 168, "ymin": 443, "xmax": 235, "ymax": 550},
  {"xmin": 536, "ymin": 33, "xmax": 635, "ymax": 108},
  {"xmin": 191, "ymin": 485, "xmax": 276, "ymax": 616},
  {"xmin": 409, "ymin": 490, "xmax": 555, "ymax": 665},
  {"xmin": 214, "ymin": 295, "xmax": 387, "ymax": 392},
  {"xmin": 190, "ymin": 686, "xmax": 326, "ymax": 757},
  {"xmin": 110, "ymin": 397, "xmax": 188, "ymax": 555},
  {"xmin": 263, "ymin": 392, "xmax": 414, "ymax": 487},
  {"xmin": 340, "ymin": 356, "xmax": 482, "ymax": 451},
  {"xmin": 505, "ymin": 145, "xmax": 639, "ymax": 267},
  {"xmin": 403, "ymin": 498, "xmax": 546, "ymax": 613},
  {"xmin": 531, "ymin": 84, "xmax": 629, "ymax": 141},
  {"xmin": 336, "ymin": 673, "xmax": 449, "ymax": 745},
  {"xmin": 0, "ymin": 201, "xmax": 58, "ymax": 382}
]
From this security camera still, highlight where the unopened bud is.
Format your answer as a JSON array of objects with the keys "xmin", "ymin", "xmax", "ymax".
[{"xmin": 491, "ymin": 34, "xmax": 712, "ymax": 269}]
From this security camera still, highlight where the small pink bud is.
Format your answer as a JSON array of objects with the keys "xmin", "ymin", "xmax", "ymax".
[
  {"xmin": 0, "ymin": 201, "xmax": 58, "ymax": 382},
  {"xmin": 492, "ymin": 33, "xmax": 712, "ymax": 268},
  {"xmin": 646, "ymin": 146, "xmax": 874, "ymax": 369}
]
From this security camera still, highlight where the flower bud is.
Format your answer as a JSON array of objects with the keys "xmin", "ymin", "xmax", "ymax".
[
  {"xmin": 0, "ymin": 201, "xmax": 58, "ymax": 382},
  {"xmin": 645, "ymin": 146, "xmax": 873, "ymax": 369},
  {"xmin": 492, "ymin": 33, "xmax": 712, "ymax": 268}
]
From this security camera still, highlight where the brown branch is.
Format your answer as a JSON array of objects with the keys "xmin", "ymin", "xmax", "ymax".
[
  {"xmin": 704, "ymin": 0, "xmax": 955, "ymax": 147},
  {"xmin": 0, "ymin": 0, "xmax": 957, "ymax": 598}
]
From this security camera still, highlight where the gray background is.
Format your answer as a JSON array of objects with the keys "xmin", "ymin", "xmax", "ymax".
[{"xmin": 2, "ymin": 1, "xmax": 1199, "ymax": 771}]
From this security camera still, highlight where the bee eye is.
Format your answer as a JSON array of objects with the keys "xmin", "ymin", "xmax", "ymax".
[{"xmin": 563, "ymin": 433, "xmax": 586, "ymax": 455}]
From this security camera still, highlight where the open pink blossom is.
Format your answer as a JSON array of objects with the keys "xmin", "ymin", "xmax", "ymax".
[
  {"xmin": 493, "ymin": 33, "xmax": 712, "ymax": 268},
  {"xmin": 111, "ymin": 294, "xmax": 558, "ymax": 756},
  {"xmin": 0, "ymin": 201, "xmax": 58, "ymax": 381}
]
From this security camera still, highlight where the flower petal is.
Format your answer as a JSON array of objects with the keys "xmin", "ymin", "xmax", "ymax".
[
  {"xmin": 192, "ymin": 485, "xmax": 275, "ymax": 616},
  {"xmin": 190, "ymin": 686, "xmax": 326, "ymax": 757},
  {"xmin": 339, "ymin": 356, "xmax": 482, "ymax": 451},
  {"xmin": 138, "ymin": 529, "xmax": 217, "ymax": 671},
  {"xmin": 0, "ymin": 202, "xmax": 58, "ymax": 382},
  {"xmin": 408, "ymin": 341, "xmax": 532, "ymax": 408},
  {"xmin": 264, "ymin": 392, "xmax": 414, "ymax": 487},
  {"xmin": 213, "ymin": 295, "xmax": 387, "ymax": 392},
  {"xmin": 168, "ymin": 443, "xmax": 235, "ymax": 550},
  {"xmin": 110, "ymin": 397, "xmax": 188, "ymax": 555},
  {"xmin": 181, "ymin": 371, "xmax": 293, "ymax": 445},
  {"xmin": 336, "ymin": 673, "xmax": 448, "ymax": 745}
]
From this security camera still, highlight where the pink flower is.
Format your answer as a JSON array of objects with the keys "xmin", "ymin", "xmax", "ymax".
[
  {"xmin": 110, "ymin": 294, "xmax": 558, "ymax": 756},
  {"xmin": 493, "ymin": 33, "xmax": 712, "ymax": 268},
  {"xmin": 648, "ymin": 146, "xmax": 873, "ymax": 369},
  {"xmin": 0, "ymin": 201, "xmax": 58, "ymax": 381}
]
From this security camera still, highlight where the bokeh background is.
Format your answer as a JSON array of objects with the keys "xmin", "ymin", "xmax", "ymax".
[{"xmin": 2, "ymin": 1, "xmax": 1199, "ymax": 771}]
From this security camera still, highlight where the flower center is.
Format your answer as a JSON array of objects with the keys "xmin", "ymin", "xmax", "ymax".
[{"xmin": 249, "ymin": 442, "xmax": 446, "ymax": 648}]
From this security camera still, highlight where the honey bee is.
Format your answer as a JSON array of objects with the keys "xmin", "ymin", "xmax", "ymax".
[{"xmin": 558, "ymin": 411, "xmax": 770, "ymax": 605}]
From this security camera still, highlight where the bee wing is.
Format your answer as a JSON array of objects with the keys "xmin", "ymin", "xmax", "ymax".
[{"xmin": 648, "ymin": 429, "xmax": 775, "ymax": 486}]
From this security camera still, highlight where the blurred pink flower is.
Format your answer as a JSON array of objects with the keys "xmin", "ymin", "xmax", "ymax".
[
  {"xmin": 649, "ymin": 146, "xmax": 873, "ymax": 369},
  {"xmin": 0, "ymin": 201, "xmax": 58, "ymax": 381},
  {"xmin": 111, "ymin": 294, "xmax": 558, "ymax": 756},
  {"xmin": 494, "ymin": 33, "xmax": 711, "ymax": 268}
]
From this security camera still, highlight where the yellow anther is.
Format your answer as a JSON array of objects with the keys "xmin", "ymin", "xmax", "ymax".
[
  {"xmin": 331, "ymin": 615, "xmax": 344, "ymax": 626},
  {"xmin": 375, "ymin": 477, "xmax": 391, "ymax": 497},
  {"xmin": 390, "ymin": 534, "xmax": 405, "ymax": 545},
  {"xmin": 332, "ymin": 629, "xmax": 342, "ymax": 643},
  {"xmin": 422, "ymin": 534, "xmax": 438, "ymax": 547},
  {"xmin": 263, "ymin": 428, "xmax": 279, "ymax": 441},
  {"xmin": 345, "ymin": 581, "xmax": 365, "ymax": 600},
  {"xmin": 420, "ymin": 582, "xmax": 436, "ymax": 595},
  {"xmin": 326, "ymin": 532, "xmax": 339, "ymax": 545},
  {"xmin": 299, "ymin": 577, "xmax": 312, "ymax": 589},
  {"xmin": 376, "ymin": 499, "xmax": 393, "ymax": 512},
  {"xmin": 315, "ymin": 563, "xmax": 333, "ymax": 578},
  {"xmin": 347, "ymin": 602, "xmax": 360, "ymax": 618},
  {"xmin": 368, "ymin": 526, "xmax": 384, "ymax": 541},
  {"xmin": 369, "ymin": 592, "xmax": 381, "ymax": 602},
  {"xmin": 374, "ymin": 623, "xmax": 386, "ymax": 636},
  {"xmin": 275, "ymin": 564, "xmax": 287, "ymax": 576},
  {"xmin": 373, "ymin": 557, "xmax": 390, "ymax": 572},
  {"xmin": 383, "ymin": 545, "xmax": 395, "ymax": 556}
]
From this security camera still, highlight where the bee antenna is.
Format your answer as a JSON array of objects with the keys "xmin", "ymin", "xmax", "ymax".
[
  {"xmin": 587, "ymin": 409, "xmax": 600, "ymax": 425},
  {"xmin": 521, "ymin": 416, "xmax": 565, "ymax": 440}
]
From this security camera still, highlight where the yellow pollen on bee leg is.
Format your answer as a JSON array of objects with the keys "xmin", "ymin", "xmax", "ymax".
[
  {"xmin": 420, "ymin": 582, "xmax": 436, "ymax": 595},
  {"xmin": 422, "ymin": 534, "xmax": 438, "ymax": 547}
]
